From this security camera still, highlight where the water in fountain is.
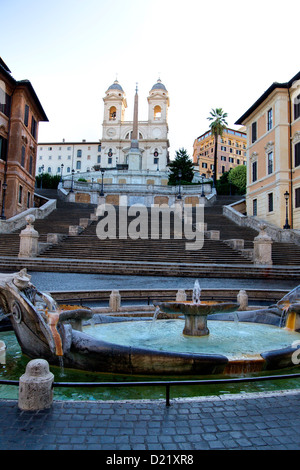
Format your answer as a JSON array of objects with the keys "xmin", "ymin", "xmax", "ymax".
[
  {"xmin": 58, "ymin": 356, "xmax": 65, "ymax": 377},
  {"xmin": 192, "ymin": 280, "xmax": 201, "ymax": 304},
  {"xmin": 149, "ymin": 306, "xmax": 160, "ymax": 333},
  {"xmin": 0, "ymin": 340, "xmax": 5, "ymax": 365},
  {"xmin": 233, "ymin": 311, "xmax": 239, "ymax": 325},
  {"xmin": 279, "ymin": 307, "xmax": 289, "ymax": 328},
  {"xmin": 41, "ymin": 292, "xmax": 59, "ymax": 312}
]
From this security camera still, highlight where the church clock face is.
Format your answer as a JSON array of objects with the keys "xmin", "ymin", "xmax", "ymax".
[
  {"xmin": 152, "ymin": 128, "xmax": 161, "ymax": 138},
  {"xmin": 107, "ymin": 128, "xmax": 116, "ymax": 137}
]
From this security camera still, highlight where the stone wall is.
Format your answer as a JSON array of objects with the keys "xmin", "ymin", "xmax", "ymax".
[
  {"xmin": 223, "ymin": 199, "xmax": 300, "ymax": 246},
  {"xmin": 0, "ymin": 198, "xmax": 56, "ymax": 234}
]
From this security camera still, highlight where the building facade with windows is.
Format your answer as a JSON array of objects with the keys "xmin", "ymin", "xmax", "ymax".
[
  {"xmin": 193, "ymin": 127, "xmax": 247, "ymax": 180},
  {"xmin": 235, "ymin": 71, "xmax": 300, "ymax": 230},
  {"xmin": 37, "ymin": 79, "xmax": 170, "ymax": 185},
  {"xmin": 37, "ymin": 141, "xmax": 101, "ymax": 176},
  {"xmin": 100, "ymin": 79, "xmax": 170, "ymax": 172},
  {"xmin": 0, "ymin": 57, "xmax": 48, "ymax": 219}
]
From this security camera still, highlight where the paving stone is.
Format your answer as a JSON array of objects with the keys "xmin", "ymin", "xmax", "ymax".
[{"xmin": 1, "ymin": 392, "xmax": 300, "ymax": 450}]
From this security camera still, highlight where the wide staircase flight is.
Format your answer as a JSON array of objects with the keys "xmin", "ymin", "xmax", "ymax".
[{"xmin": 0, "ymin": 192, "xmax": 300, "ymax": 269}]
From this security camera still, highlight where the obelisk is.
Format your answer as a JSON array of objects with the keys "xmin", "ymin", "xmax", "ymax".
[
  {"xmin": 131, "ymin": 83, "xmax": 139, "ymax": 148},
  {"xmin": 128, "ymin": 83, "xmax": 142, "ymax": 170}
]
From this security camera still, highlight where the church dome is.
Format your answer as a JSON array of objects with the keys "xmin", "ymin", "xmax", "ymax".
[
  {"xmin": 151, "ymin": 78, "xmax": 167, "ymax": 91},
  {"xmin": 107, "ymin": 80, "xmax": 124, "ymax": 92}
]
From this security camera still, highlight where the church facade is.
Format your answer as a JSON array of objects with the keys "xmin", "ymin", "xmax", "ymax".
[
  {"xmin": 100, "ymin": 79, "xmax": 170, "ymax": 172},
  {"xmin": 37, "ymin": 79, "xmax": 170, "ymax": 183}
]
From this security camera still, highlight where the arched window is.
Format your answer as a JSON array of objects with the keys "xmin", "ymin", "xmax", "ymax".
[
  {"xmin": 109, "ymin": 106, "xmax": 117, "ymax": 120},
  {"xmin": 294, "ymin": 94, "xmax": 300, "ymax": 121},
  {"xmin": 125, "ymin": 131, "xmax": 143, "ymax": 140},
  {"xmin": 154, "ymin": 105, "xmax": 161, "ymax": 120},
  {"xmin": 108, "ymin": 149, "xmax": 113, "ymax": 164}
]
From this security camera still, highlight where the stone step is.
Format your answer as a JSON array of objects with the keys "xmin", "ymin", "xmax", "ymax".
[{"xmin": 0, "ymin": 256, "xmax": 299, "ymax": 279}]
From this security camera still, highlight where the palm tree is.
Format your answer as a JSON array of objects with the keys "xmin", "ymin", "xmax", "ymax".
[{"xmin": 207, "ymin": 108, "xmax": 228, "ymax": 186}]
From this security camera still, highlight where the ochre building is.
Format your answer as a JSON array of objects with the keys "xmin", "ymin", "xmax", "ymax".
[
  {"xmin": 193, "ymin": 127, "xmax": 247, "ymax": 180},
  {"xmin": 236, "ymin": 71, "xmax": 300, "ymax": 230}
]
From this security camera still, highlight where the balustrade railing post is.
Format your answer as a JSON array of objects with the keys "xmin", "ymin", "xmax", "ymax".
[{"xmin": 166, "ymin": 384, "xmax": 170, "ymax": 406}]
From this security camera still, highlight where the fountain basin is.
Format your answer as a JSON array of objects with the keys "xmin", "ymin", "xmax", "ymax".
[
  {"xmin": 154, "ymin": 300, "xmax": 238, "ymax": 336},
  {"xmin": 1, "ymin": 271, "xmax": 300, "ymax": 377}
]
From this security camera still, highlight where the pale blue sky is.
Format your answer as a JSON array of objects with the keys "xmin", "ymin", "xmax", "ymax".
[{"xmin": 1, "ymin": 0, "xmax": 299, "ymax": 157}]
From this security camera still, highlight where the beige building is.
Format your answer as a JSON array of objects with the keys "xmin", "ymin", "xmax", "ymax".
[
  {"xmin": 193, "ymin": 127, "xmax": 247, "ymax": 180},
  {"xmin": 236, "ymin": 71, "xmax": 300, "ymax": 230}
]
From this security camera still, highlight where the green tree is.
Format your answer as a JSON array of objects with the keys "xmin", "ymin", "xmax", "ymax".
[
  {"xmin": 228, "ymin": 165, "xmax": 246, "ymax": 195},
  {"xmin": 207, "ymin": 108, "xmax": 228, "ymax": 186},
  {"xmin": 168, "ymin": 148, "xmax": 195, "ymax": 185},
  {"xmin": 35, "ymin": 173, "xmax": 61, "ymax": 189}
]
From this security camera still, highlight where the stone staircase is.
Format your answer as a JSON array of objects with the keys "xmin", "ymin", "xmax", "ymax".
[
  {"xmin": 0, "ymin": 189, "xmax": 97, "ymax": 258},
  {"xmin": 0, "ymin": 192, "xmax": 300, "ymax": 275},
  {"xmin": 37, "ymin": 199, "xmax": 253, "ymax": 265}
]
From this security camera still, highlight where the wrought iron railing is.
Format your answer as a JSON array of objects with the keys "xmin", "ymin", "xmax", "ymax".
[{"xmin": 2, "ymin": 373, "xmax": 300, "ymax": 407}]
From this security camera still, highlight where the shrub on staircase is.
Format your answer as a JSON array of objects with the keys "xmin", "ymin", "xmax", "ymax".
[{"xmin": 35, "ymin": 174, "xmax": 61, "ymax": 189}]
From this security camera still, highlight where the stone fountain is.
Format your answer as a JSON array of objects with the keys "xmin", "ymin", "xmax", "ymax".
[
  {"xmin": 1, "ymin": 270, "xmax": 300, "ymax": 376},
  {"xmin": 154, "ymin": 280, "xmax": 238, "ymax": 336}
]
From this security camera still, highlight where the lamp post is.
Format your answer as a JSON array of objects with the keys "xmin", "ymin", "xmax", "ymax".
[
  {"xmin": 283, "ymin": 191, "xmax": 290, "ymax": 229},
  {"xmin": 100, "ymin": 168, "xmax": 105, "ymax": 196},
  {"xmin": 60, "ymin": 163, "xmax": 64, "ymax": 183},
  {"xmin": 40, "ymin": 165, "xmax": 44, "ymax": 189},
  {"xmin": 70, "ymin": 169, "xmax": 75, "ymax": 193},
  {"xmin": 201, "ymin": 173, "xmax": 205, "ymax": 198},
  {"xmin": 0, "ymin": 182, "xmax": 8, "ymax": 220},
  {"xmin": 177, "ymin": 170, "xmax": 182, "ymax": 200}
]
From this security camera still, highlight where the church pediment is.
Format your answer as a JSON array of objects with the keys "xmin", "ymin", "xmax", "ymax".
[
  {"xmin": 148, "ymin": 92, "xmax": 168, "ymax": 100},
  {"xmin": 104, "ymin": 94, "xmax": 127, "ymax": 105}
]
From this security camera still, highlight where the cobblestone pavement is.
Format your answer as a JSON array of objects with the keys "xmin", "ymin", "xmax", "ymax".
[{"xmin": 1, "ymin": 390, "xmax": 300, "ymax": 451}]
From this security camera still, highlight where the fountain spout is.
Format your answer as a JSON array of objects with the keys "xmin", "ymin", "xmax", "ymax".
[
  {"xmin": 192, "ymin": 280, "xmax": 201, "ymax": 305},
  {"xmin": 45, "ymin": 310, "xmax": 64, "ymax": 357}
]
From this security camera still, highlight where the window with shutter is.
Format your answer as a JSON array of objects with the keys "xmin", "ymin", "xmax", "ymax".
[
  {"xmin": 24, "ymin": 105, "xmax": 29, "ymax": 127},
  {"xmin": 294, "ymin": 94, "xmax": 300, "ymax": 120},
  {"xmin": 253, "ymin": 199, "xmax": 257, "ymax": 216},
  {"xmin": 21, "ymin": 146, "xmax": 25, "ymax": 167},
  {"xmin": 252, "ymin": 161, "xmax": 257, "ymax": 182},
  {"xmin": 31, "ymin": 117, "xmax": 37, "ymax": 139},
  {"xmin": 295, "ymin": 188, "xmax": 300, "ymax": 208},
  {"xmin": 295, "ymin": 142, "xmax": 300, "ymax": 167},
  {"xmin": 252, "ymin": 122, "xmax": 257, "ymax": 143},
  {"xmin": 0, "ymin": 136, "xmax": 7, "ymax": 161},
  {"xmin": 268, "ymin": 193, "xmax": 273, "ymax": 212},
  {"xmin": 267, "ymin": 108, "xmax": 273, "ymax": 131}
]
